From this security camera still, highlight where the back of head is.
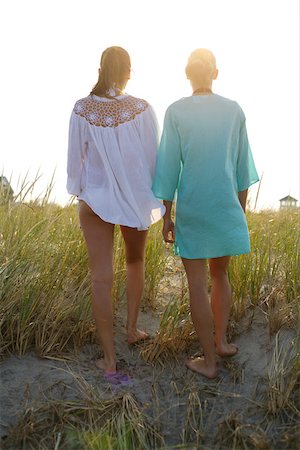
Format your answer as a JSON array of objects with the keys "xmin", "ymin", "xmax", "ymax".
[
  {"xmin": 91, "ymin": 46, "xmax": 131, "ymax": 97},
  {"xmin": 185, "ymin": 48, "xmax": 217, "ymax": 82}
]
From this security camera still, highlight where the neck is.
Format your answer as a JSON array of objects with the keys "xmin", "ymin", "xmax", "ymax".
[
  {"xmin": 109, "ymin": 87, "xmax": 123, "ymax": 95},
  {"xmin": 191, "ymin": 79, "xmax": 213, "ymax": 94},
  {"xmin": 192, "ymin": 87, "xmax": 213, "ymax": 95}
]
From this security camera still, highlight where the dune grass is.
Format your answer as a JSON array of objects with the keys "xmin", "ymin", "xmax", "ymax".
[
  {"xmin": 6, "ymin": 375, "xmax": 164, "ymax": 450},
  {"xmin": 0, "ymin": 185, "xmax": 299, "ymax": 449},
  {"xmin": 0, "ymin": 196, "xmax": 167, "ymax": 357},
  {"xmin": 1, "ymin": 190, "xmax": 298, "ymax": 359},
  {"xmin": 141, "ymin": 208, "xmax": 299, "ymax": 363}
]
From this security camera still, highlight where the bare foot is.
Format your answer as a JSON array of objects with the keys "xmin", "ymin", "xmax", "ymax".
[
  {"xmin": 95, "ymin": 359, "xmax": 131, "ymax": 385},
  {"xmin": 127, "ymin": 329, "xmax": 150, "ymax": 345},
  {"xmin": 95, "ymin": 358, "xmax": 116, "ymax": 374},
  {"xmin": 216, "ymin": 342, "xmax": 238, "ymax": 357},
  {"xmin": 185, "ymin": 357, "xmax": 219, "ymax": 379}
]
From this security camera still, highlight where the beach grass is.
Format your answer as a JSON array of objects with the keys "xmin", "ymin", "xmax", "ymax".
[
  {"xmin": 0, "ymin": 196, "xmax": 167, "ymax": 357},
  {"xmin": 0, "ymin": 187, "xmax": 299, "ymax": 449},
  {"xmin": 6, "ymin": 379, "xmax": 164, "ymax": 450},
  {"xmin": 141, "ymin": 209, "xmax": 299, "ymax": 363}
]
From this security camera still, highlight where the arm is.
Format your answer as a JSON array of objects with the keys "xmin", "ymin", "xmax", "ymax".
[
  {"xmin": 238, "ymin": 189, "xmax": 248, "ymax": 212},
  {"xmin": 152, "ymin": 107, "xmax": 181, "ymax": 244},
  {"xmin": 66, "ymin": 111, "xmax": 86, "ymax": 196},
  {"xmin": 236, "ymin": 117, "xmax": 259, "ymax": 194},
  {"xmin": 139, "ymin": 105, "xmax": 160, "ymax": 178},
  {"xmin": 162, "ymin": 200, "xmax": 175, "ymax": 243},
  {"xmin": 152, "ymin": 105, "xmax": 182, "ymax": 208}
]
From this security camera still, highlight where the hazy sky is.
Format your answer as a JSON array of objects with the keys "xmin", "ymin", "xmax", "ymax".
[{"xmin": 1, "ymin": 0, "xmax": 299, "ymax": 210}]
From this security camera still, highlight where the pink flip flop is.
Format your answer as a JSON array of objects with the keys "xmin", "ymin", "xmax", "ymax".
[{"xmin": 104, "ymin": 372, "xmax": 132, "ymax": 385}]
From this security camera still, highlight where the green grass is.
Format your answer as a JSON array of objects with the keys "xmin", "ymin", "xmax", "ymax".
[
  {"xmin": 141, "ymin": 208, "xmax": 299, "ymax": 362},
  {"xmin": 6, "ymin": 378, "xmax": 164, "ymax": 450},
  {"xmin": 1, "ymin": 198, "xmax": 299, "ymax": 358},
  {"xmin": 0, "ymin": 198, "xmax": 168, "ymax": 356},
  {"xmin": 1, "ymin": 187, "xmax": 299, "ymax": 449}
]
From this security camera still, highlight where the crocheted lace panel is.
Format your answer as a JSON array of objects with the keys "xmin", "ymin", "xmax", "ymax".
[{"xmin": 73, "ymin": 95, "xmax": 149, "ymax": 127}]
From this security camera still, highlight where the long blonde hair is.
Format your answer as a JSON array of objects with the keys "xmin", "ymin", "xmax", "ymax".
[{"xmin": 91, "ymin": 46, "xmax": 131, "ymax": 98}]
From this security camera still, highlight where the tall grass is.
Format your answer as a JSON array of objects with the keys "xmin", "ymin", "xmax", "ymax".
[
  {"xmin": 230, "ymin": 209, "xmax": 300, "ymax": 314},
  {"xmin": 0, "ymin": 200, "xmax": 91, "ymax": 355},
  {"xmin": 266, "ymin": 332, "xmax": 299, "ymax": 415},
  {"xmin": 0, "ymin": 178, "xmax": 299, "ymax": 359},
  {"xmin": 1, "ymin": 179, "xmax": 299, "ymax": 450},
  {"xmin": 142, "ymin": 208, "xmax": 300, "ymax": 362},
  {"xmin": 0, "ymin": 190, "xmax": 168, "ymax": 356}
]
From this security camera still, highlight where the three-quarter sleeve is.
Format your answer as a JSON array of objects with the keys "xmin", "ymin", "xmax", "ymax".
[
  {"xmin": 152, "ymin": 107, "xmax": 182, "ymax": 201},
  {"xmin": 67, "ymin": 111, "xmax": 87, "ymax": 196},
  {"xmin": 236, "ymin": 119, "xmax": 259, "ymax": 192},
  {"xmin": 137, "ymin": 105, "xmax": 160, "ymax": 178}
]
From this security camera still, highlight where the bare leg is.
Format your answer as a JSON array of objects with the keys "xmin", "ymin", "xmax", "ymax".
[
  {"xmin": 79, "ymin": 201, "xmax": 116, "ymax": 373},
  {"xmin": 209, "ymin": 256, "xmax": 237, "ymax": 357},
  {"xmin": 182, "ymin": 258, "xmax": 218, "ymax": 379},
  {"xmin": 120, "ymin": 225, "xmax": 149, "ymax": 344}
]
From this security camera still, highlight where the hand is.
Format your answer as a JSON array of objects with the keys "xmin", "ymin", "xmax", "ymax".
[{"xmin": 163, "ymin": 218, "xmax": 175, "ymax": 244}]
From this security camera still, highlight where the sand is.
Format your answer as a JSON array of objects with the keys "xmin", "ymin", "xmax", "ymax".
[{"xmin": 0, "ymin": 304, "xmax": 297, "ymax": 449}]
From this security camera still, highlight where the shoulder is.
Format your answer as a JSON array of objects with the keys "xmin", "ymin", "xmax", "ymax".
[
  {"xmin": 72, "ymin": 95, "xmax": 94, "ymax": 115},
  {"xmin": 213, "ymin": 95, "xmax": 246, "ymax": 119},
  {"xmin": 162, "ymin": 98, "xmax": 187, "ymax": 121},
  {"xmin": 73, "ymin": 94, "xmax": 149, "ymax": 110},
  {"xmin": 167, "ymin": 97, "xmax": 189, "ymax": 112},
  {"xmin": 72, "ymin": 94, "xmax": 150, "ymax": 128},
  {"xmin": 162, "ymin": 97, "xmax": 196, "ymax": 125},
  {"xmin": 122, "ymin": 95, "xmax": 151, "ymax": 116},
  {"xmin": 125, "ymin": 94, "xmax": 149, "ymax": 107}
]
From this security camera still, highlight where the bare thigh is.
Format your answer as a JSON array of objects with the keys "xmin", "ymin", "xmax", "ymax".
[
  {"xmin": 209, "ymin": 256, "xmax": 231, "ymax": 278},
  {"xmin": 182, "ymin": 258, "xmax": 208, "ymax": 293},
  {"xmin": 120, "ymin": 225, "xmax": 148, "ymax": 263},
  {"xmin": 78, "ymin": 201, "xmax": 114, "ymax": 283}
]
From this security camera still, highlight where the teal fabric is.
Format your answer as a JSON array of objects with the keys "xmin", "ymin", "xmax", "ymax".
[{"xmin": 152, "ymin": 94, "xmax": 259, "ymax": 259}]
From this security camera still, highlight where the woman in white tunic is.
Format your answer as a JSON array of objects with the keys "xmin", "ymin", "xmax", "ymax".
[{"xmin": 67, "ymin": 46, "xmax": 165, "ymax": 383}]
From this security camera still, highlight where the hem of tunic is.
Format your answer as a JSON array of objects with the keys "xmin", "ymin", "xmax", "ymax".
[
  {"xmin": 78, "ymin": 196, "xmax": 165, "ymax": 230},
  {"xmin": 174, "ymin": 244, "xmax": 250, "ymax": 259}
]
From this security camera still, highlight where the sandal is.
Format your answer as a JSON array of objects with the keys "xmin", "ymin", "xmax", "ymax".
[{"xmin": 104, "ymin": 371, "xmax": 132, "ymax": 385}]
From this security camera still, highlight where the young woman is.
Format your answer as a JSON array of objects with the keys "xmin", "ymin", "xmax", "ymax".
[
  {"xmin": 153, "ymin": 48, "xmax": 259, "ymax": 379},
  {"xmin": 67, "ymin": 46, "xmax": 165, "ymax": 383}
]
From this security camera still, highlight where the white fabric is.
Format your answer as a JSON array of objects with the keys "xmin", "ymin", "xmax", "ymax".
[{"xmin": 67, "ymin": 94, "xmax": 165, "ymax": 230}]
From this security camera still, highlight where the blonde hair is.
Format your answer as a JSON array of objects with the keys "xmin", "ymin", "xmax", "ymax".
[
  {"xmin": 91, "ymin": 46, "xmax": 131, "ymax": 98},
  {"xmin": 185, "ymin": 48, "xmax": 217, "ymax": 80}
]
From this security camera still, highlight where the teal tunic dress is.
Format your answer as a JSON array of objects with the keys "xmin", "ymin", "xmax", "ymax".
[{"xmin": 152, "ymin": 94, "xmax": 259, "ymax": 259}]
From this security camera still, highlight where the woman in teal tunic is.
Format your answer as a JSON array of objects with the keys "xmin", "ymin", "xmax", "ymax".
[{"xmin": 153, "ymin": 49, "xmax": 259, "ymax": 379}]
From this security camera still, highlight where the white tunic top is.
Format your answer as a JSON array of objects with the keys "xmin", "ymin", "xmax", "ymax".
[{"xmin": 67, "ymin": 94, "xmax": 165, "ymax": 230}]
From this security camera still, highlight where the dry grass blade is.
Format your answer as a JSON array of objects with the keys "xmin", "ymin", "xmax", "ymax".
[
  {"xmin": 1, "ymin": 179, "xmax": 300, "ymax": 449},
  {"xmin": 140, "ymin": 296, "xmax": 194, "ymax": 363},
  {"xmin": 181, "ymin": 391, "xmax": 206, "ymax": 447},
  {"xmin": 276, "ymin": 423, "xmax": 300, "ymax": 450},
  {"xmin": 259, "ymin": 287, "xmax": 298, "ymax": 336},
  {"xmin": 266, "ymin": 332, "xmax": 299, "ymax": 415},
  {"xmin": 222, "ymin": 359, "xmax": 245, "ymax": 384},
  {"xmin": 5, "ymin": 388, "xmax": 164, "ymax": 450},
  {"xmin": 216, "ymin": 411, "xmax": 269, "ymax": 449}
]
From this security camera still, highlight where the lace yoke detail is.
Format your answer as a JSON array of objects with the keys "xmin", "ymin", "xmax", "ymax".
[{"xmin": 73, "ymin": 95, "xmax": 149, "ymax": 127}]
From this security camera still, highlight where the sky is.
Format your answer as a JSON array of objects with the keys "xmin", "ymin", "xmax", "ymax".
[{"xmin": 1, "ymin": 0, "xmax": 299, "ymax": 210}]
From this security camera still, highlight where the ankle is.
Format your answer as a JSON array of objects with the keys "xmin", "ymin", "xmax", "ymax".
[
  {"xmin": 104, "ymin": 358, "xmax": 117, "ymax": 372},
  {"xmin": 126, "ymin": 324, "xmax": 137, "ymax": 333},
  {"xmin": 204, "ymin": 354, "xmax": 217, "ymax": 368},
  {"xmin": 215, "ymin": 336, "xmax": 228, "ymax": 347},
  {"xmin": 95, "ymin": 357, "xmax": 117, "ymax": 374}
]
